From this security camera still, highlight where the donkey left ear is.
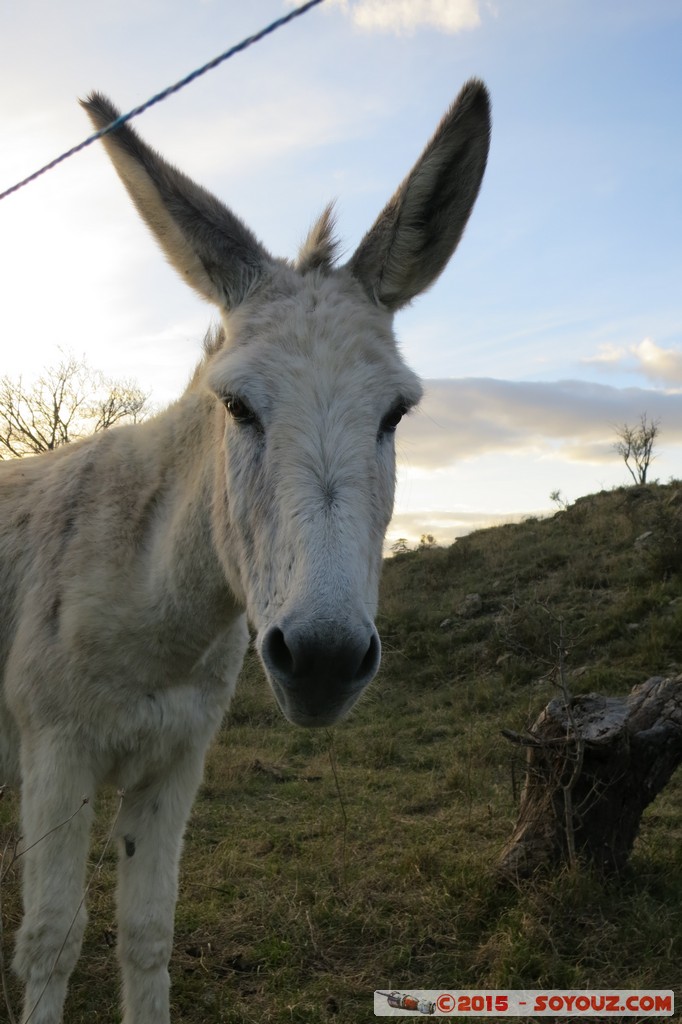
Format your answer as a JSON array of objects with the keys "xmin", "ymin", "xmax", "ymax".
[
  {"xmin": 81, "ymin": 93, "xmax": 273, "ymax": 310},
  {"xmin": 347, "ymin": 80, "xmax": 491, "ymax": 312}
]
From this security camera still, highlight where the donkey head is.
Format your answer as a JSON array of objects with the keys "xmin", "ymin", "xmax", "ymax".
[{"xmin": 82, "ymin": 83, "xmax": 491, "ymax": 726}]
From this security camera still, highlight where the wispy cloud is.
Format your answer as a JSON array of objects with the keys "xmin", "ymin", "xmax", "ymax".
[
  {"xmin": 583, "ymin": 338, "xmax": 682, "ymax": 388},
  {"xmin": 321, "ymin": 0, "xmax": 482, "ymax": 35},
  {"xmin": 160, "ymin": 90, "xmax": 379, "ymax": 182}
]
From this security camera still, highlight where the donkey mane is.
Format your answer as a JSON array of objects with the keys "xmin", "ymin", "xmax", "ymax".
[
  {"xmin": 199, "ymin": 322, "xmax": 227, "ymax": 361},
  {"xmin": 296, "ymin": 202, "xmax": 340, "ymax": 273}
]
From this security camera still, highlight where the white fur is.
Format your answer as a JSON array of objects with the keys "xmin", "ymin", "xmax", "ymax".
[{"xmin": 0, "ymin": 81, "xmax": 490, "ymax": 1023}]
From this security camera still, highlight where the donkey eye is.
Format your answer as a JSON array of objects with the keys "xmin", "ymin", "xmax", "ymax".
[
  {"xmin": 224, "ymin": 394, "xmax": 258, "ymax": 427},
  {"xmin": 379, "ymin": 402, "xmax": 408, "ymax": 436}
]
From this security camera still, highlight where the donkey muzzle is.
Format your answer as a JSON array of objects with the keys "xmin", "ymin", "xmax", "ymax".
[{"xmin": 259, "ymin": 617, "xmax": 381, "ymax": 726}]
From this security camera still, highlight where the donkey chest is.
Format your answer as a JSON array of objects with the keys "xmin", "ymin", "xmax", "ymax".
[
  {"xmin": 9, "ymin": 587, "xmax": 249, "ymax": 767},
  {"xmin": 100, "ymin": 614, "xmax": 249, "ymax": 783}
]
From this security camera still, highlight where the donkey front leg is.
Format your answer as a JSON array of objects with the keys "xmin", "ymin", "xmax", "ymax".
[
  {"xmin": 115, "ymin": 749, "xmax": 207, "ymax": 1024},
  {"xmin": 14, "ymin": 738, "xmax": 95, "ymax": 1024}
]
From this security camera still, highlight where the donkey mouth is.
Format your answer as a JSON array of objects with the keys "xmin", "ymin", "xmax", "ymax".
[{"xmin": 258, "ymin": 620, "xmax": 381, "ymax": 727}]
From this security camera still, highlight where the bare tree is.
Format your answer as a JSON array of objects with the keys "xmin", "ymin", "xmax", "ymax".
[
  {"xmin": 499, "ymin": 674, "xmax": 682, "ymax": 877},
  {"xmin": 90, "ymin": 376, "xmax": 149, "ymax": 432},
  {"xmin": 0, "ymin": 353, "xmax": 149, "ymax": 459},
  {"xmin": 613, "ymin": 412, "xmax": 660, "ymax": 485}
]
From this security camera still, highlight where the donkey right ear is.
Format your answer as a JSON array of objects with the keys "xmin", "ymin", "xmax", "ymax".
[
  {"xmin": 348, "ymin": 80, "xmax": 491, "ymax": 312},
  {"xmin": 81, "ymin": 93, "xmax": 273, "ymax": 310}
]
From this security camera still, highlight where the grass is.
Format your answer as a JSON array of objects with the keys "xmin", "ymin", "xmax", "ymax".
[{"xmin": 2, "ymin": 481, "xmax": 681, "ymax": 1021}]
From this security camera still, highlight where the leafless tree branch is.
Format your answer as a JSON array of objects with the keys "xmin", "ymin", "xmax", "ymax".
[
  {"xmin": 613, "ymin": 412, "xmax": 661, "ymax": 485},
  {"xmin": 0, "ymin": 353, "xmax": 150, "ymax": 459}
]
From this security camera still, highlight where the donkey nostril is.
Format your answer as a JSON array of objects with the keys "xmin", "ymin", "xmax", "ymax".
[
  {"xmin": 358, "ymin": 630, "xmax": 380, "ymax": 681},
  {"xmin": 260, "ymin": 620, "xmax": 382, "ymax": 725},
  {"xmin": 264, "ymin": 627, "xmax": 294, "ymax": 677},
  {"xmin": 262, "ymin": 622, "xmax": 380, "ymax": 688}
]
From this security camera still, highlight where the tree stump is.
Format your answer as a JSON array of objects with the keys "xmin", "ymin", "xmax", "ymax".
[{"xmin": 498, "ymin": 675, "xmax": 682, "ymax": 878}]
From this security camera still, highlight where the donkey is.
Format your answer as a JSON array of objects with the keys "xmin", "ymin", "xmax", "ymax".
[{"xmin": 0, "ymin": 81, "xmax": 490, "ymax": 1023}]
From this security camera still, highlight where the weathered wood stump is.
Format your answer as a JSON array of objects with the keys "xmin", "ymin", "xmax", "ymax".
[{"xmin": 499, "ymin": 675, "xmax": 682, "ymax": 877}]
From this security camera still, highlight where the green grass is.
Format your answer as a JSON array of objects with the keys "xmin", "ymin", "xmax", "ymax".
[{"xmin": 2, "ymin": 482, "xmax": 681, "ymax": 1021}]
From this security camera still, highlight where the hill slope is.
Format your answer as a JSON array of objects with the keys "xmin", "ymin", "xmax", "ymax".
[{"xmin": 381, "ymin": 480, "xmax": 682, "ymax": 699}]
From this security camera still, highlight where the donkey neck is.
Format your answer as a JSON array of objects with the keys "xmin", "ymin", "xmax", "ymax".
[{"xmin": 133, "ymin": 387, "xmax": 243, "ymax": 641}]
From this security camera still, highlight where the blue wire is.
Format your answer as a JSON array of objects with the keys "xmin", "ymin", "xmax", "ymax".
[{"xmin": 0, "ymin": 0, "xmax": 326, "ymax": 203}]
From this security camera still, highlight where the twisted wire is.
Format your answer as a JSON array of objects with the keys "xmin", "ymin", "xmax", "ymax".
[{"xmin": 0, "ymin": 0, "xmax": 326, "ymax": 203}]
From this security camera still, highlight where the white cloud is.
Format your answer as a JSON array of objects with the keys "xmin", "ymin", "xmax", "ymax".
[
  {"xmin": 632, "ymin": 337, "xmax": 682, "ymax": 387},
  {"xmin": 325, "ymin": 0, "xmax": 481, "ymax": 34},
  {"xmin": 583, "ymin": 343, "xmax": 626, "ymax": 366},
  {"xmin": 584, "ymin": 337, "xmax": 682, "ymax": 387}
]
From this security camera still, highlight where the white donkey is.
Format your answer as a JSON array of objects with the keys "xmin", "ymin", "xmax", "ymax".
[{"xmin": 0, "ymin": 81, "xmax": 490, "ymax": 1023}]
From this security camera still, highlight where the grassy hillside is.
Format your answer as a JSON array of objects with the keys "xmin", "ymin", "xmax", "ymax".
[{"xmin": 2, "ymin": 482, "xmax": 681, "ymax": 1022}]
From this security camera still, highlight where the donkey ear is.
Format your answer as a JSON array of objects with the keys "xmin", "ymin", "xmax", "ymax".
[
  {"xmin": 348, "ymin": 80, "xmax": 491, "ymax": 312},
  {"xmin": 81, "ymin": 93, "xmax": 272, "ymax": 309}
]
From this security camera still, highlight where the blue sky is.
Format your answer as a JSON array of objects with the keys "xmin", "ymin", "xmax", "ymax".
[{"xmin": 1, "ymin": 0, "xmax": 681, "ymax": 545}]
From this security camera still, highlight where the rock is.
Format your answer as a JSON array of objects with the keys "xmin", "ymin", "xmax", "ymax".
[{"xmin": 458, "ymin": 593, "xmax": 483, "ymax": 618}]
